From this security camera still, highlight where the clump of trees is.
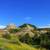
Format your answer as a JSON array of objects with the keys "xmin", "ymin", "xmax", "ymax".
[
  {"xmin": 40, "ymin": 32, "xmax": 50, "ymax": 49},
  {"xmin": 8, "ymin": 28, "xmax": 20, "ymax": 33}
]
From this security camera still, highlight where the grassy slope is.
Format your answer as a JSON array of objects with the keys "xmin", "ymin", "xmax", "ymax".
[{"xmin": 0, "ymin": 38, "xmax": 46, "ymax": 50}]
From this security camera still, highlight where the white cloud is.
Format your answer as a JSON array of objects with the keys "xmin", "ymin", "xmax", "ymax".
[
  {"xmin": 38, "ymin": 24, "xmax": 50, "ymax": 28},
  {"xmin": 0, "ymin": 25, "xmax": 6, "ymax": 29}
]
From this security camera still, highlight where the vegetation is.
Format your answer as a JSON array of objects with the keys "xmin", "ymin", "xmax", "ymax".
[
  {"xmin": 0, "ymin": 23, "xmax": 50, "ymax": 50},
  {"xmin": 8, "ymin": 29, "xmax": 20, "ymax": 33},
  {"xmin": 0, "ymin": 34, "xmax": 46, "ymax": 50},
  {"xmin": 19, "ymin": 23, "xmax": 37, "ymax": 29}
]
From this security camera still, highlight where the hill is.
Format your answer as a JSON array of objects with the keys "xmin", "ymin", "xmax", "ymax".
[
  {"xmin": 0, "ymin": 34, "xmax": 46, "ymax": 50},
  {"xmin": 0, "ymin": 23, "xmax": 50, "ymax": 50}
]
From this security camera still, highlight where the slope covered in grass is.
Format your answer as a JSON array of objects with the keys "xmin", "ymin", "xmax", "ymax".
[
  {"xmin": 0, "ymin": 37, "xmax": 46, "ymax": 50},
  {"xmin": 0, "ymin": 38, "xmax": 35, "ymax": 50}
]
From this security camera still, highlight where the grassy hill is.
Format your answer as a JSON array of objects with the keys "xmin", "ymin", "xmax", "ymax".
[
  {"xmin": 0, "ymin": 38, "xmax": 46, "ymax": 50},
  {"xmin": 0, "ymin": 34, "xmax": 46, "ymax": 50},
  {"xmin": 0, "ymin": 23, "xmax": 49, "ymax": 50}
]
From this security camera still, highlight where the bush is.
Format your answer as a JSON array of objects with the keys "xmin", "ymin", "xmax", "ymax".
[{"xmin": 2, "ymin": 33, "xmax": 11, "ymax": 39}]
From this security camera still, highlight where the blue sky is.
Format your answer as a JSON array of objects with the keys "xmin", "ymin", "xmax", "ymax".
[{"xmin": 0, "ymin": 0, "xmax": 50, "ymax": 27}]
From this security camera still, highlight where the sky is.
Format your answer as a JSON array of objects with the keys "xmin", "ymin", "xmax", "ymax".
[{"xmin": 0, "ymin": 0, "xmax": 50, "ymax": 27}]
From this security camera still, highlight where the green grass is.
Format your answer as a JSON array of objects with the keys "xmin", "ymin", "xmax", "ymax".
[
  {"xmin": 0, "ymin": 38, "xmax": 46, "ymax": 50},
  {"xmin": 0, "ymin": 33, "xmax": 46, "ymax": 50}
]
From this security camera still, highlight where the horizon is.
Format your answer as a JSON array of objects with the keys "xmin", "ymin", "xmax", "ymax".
[
  {"xmin": 0, "ymin": 0, "xmax": 50, "ymax": 27},
  {"xmin": 0, "ymin": 23, "xmax": 50, "ymax": 29}
]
